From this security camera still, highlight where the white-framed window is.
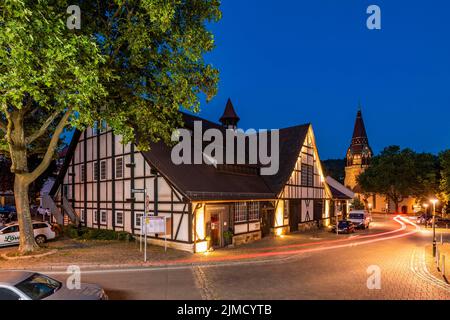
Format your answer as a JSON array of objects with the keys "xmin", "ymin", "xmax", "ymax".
[
  {"xmin": 93, "ymin": 162, "xmax": 99, "ymax": 181},
  {"xmin": 80, "ymin": 164, "xmax": 86, "ymax": 182},
  {"xmin": 100, "ymin": 160, "xmax": 107, "ymax": 180},
  {"xmin": 248, "ymin": 202, "xmax": 260, "ymax": 221},
  {"xmin": 115, "ymin": 157, "xmax": 123, "ymax": 179},
  {"xmin": 93, "ymin": 210, "xmax": 98, "ymax": 224},
  {"xmin": 80, "ymin": 209, "xmax": 85, "ymax": 222},
  {"xmin": 115, "ymin": 211, "xmax": 124, "ymax": 226},
  {"xmin": 100, "ymin": 211, "xmax": 107, "ymax": 224},
  {"xmin": 234, "ymin": 203, "xmax": 247, "ymax": 223},
  {"xmin": 134, "ymin": 212, "xmax": 144, "ymax": 229}
]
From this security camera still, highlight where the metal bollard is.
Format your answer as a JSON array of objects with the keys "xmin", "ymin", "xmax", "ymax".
[
  {"xmin": 442, "ymin": 255, "xmax": 446, "ymax": 277},
  {"xmin": 436, "ymin": 248, "xmax": 440, "ymax": 267},
  {"xmin": 441, "ymin": 233, "xmax": 444, "ymax": 245}
]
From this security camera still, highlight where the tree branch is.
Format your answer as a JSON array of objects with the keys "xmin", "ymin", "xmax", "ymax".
[
  {"xmin": 0, "ymin": 121, "xmax": 6, "ymax": 133},
  {"xmin": 25, "ymin": 111, "xmax": 60, "ymax": 145},
  {"xmin": 23, "ymin": 110, "xmax": 71, "ymax": 184}
]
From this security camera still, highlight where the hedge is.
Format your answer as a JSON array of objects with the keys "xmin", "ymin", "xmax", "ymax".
[{"xmin": 63, "ymin": 225, "xmax": 134, "ymax": 241}]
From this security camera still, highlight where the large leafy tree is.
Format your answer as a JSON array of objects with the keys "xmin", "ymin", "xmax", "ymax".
[
  {"xmin": 0, "ymin": 0, "xmax": 221, "ymax": 253},
  {"xmin": 439, "ymin": 150, "xmax": 450, "ymax": 208},
  {"xmin": 358, "ymin": 146, "xmax": 438, "ymax": 212}
]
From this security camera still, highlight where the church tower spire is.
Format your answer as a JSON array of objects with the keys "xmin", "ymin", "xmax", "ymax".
[
  {"xmin": 344, "ymin": 107, "xmax": 373, "ymax": 191},
  {"xmin": 219, "ymin": 98, "xmax": 240, "ymax": 129}
]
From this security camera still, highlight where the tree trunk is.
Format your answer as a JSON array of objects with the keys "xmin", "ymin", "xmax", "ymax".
[
  {"xmin": 394, "ymin": 201, "xmax": 399, "ymax": 214},
  {"xmin": 14, "ymin": 174, "xmax": 39, "ymax": 253},
  {"xmin": 6, "ymin": 109, "xmax": 70, "ymax": 254}
]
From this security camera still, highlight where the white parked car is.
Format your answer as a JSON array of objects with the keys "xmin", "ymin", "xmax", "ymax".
[
  {"xmin": 347, "ymin": 210, "xmax": 372, "ymax": 229},
  {"xmin": 0, "ymin": 221, "xmax": 56, "ymax": 247}
]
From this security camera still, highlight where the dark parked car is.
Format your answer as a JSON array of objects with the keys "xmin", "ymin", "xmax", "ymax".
[
  {"xmin": 417, "ymin": 214, "xmax": 433, "ymax": 225},
  {"xmin": 434, "ymin": 217, "xmax": 450, "ymax": 228},
  {"xmin": 331, "ymin": 220, "xmax": 355, "ymax": 234}
]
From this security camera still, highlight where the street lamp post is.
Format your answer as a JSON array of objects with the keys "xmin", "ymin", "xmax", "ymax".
[{"xmin": 431, "ymin": 198, "xmax": 438, "ymax": 258}]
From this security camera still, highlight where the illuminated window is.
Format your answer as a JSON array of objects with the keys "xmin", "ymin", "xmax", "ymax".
[
  {"xmin": 248, "ymin": 202, "xmax": 260, "ymax": 221},
  {"xmin": 234, "ymin": 203, "xmax": 247, "ymax": 223},
  {"xmin": 301, "ymin": 164, "xmax": 314, "ymax": 187}
]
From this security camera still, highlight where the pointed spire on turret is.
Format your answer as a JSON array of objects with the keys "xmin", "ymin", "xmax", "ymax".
[
  {"xmin": 344, "ymin": 104, "xmax": 373, "ymax": 191},
  {"xmin": 351, "ymin": 108, "xmax": 368, "ymax": 144},
  {"xmin": 346, "ymin": 104, "xmax": 373, "ymax": 167},
  {"xmin": 219, "ymin": 98, "xmax": 240, "ymax": 129}
]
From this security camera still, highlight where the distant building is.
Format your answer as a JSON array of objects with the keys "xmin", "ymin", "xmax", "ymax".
[{"xmin": 344, "ymin": 107, "xmax": 417, "ymax": 214}]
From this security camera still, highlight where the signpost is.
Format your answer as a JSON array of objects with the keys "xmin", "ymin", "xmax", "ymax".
[
  {"xmin": 131, "ymin": 189, "xmax": 148, "ymax": 262},
  {"xmin": 132, "ymin": 188, "xmax": 172, "ymax": 260},
  {"xmin": 146, "ymin": 216, "xmax": 170, "ymax": 252}
]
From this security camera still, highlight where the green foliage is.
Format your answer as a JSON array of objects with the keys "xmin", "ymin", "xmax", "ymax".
[
  {"xmin": 322, "ymin": 159, "xmax": 346, "ymax": 184},
  {"xmin": 439, "ymin": 150, "xmax": 450, "ymax": 205},
  {"xmin": 351, "ymin": 198, "xmax": 366, "ymax": 210},
  {"xmin": 64, "ymin": 225, "xmax": 133, "ymax": 241},
  {"xmin": 358, "ymin": 146, "xmax": 439, "ymax": 209},
  {"xmin": 0, "ymin": 0, "xmax": 221, "ymax": 252},
  {"xmin": 0, "ymin": 0, "xmax": 106, "ymax": 124},
  {"xmin": 78, "ymin": 0, "xmax": 221, "ymax": 149}
]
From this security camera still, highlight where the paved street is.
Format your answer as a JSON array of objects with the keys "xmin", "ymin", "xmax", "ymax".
[{"xmin": 38, "ymin": 215, "xmax": 450, "ymax": 300}]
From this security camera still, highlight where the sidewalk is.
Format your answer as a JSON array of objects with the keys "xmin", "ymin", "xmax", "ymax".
[{"xmin": 0, "ymin": 216, "xmax": 394, "ymax": 271}]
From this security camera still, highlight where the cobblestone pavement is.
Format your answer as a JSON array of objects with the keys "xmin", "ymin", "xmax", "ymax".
[{"xmin": 42, "ymin": 215, "xmax": 450, "ymax": 299}]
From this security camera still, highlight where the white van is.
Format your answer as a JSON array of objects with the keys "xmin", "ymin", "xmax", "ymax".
[
  {"xmin": 0, "ymin": 221, "xmax": 56, "ymax": 247},
  {"xmin": 347, "ymin": 210, "xmax": 371, "ymax": 229}
]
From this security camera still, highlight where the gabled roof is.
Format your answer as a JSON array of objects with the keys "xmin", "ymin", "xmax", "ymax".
[
  {"xmin": 261, "ymin": 124, "xmax": 310, "ymax": 195},
  {"xmin": 326, "ymin": 176, "xmax": 354, "ymax": 200},
  {"xmin": 52, "ymin": 112, "xmax": 313, "ymax": 201}
]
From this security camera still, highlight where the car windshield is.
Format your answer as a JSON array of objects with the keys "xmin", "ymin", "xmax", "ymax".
[
  {"xmin": 349, "ymin": 213, "xmax": 364, "ymax": 219},
  {"xmin": 15, "ymin": 274, "xmax": 61, "ymax": 300},
  {"xmin": 338, "ymin": 221, "xmax": 348, "ymax": 227}
]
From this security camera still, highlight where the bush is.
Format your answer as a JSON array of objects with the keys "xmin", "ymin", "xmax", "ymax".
[{"xmin": 63, "ymin": 225, "xmax": 134, "ymax": 242}]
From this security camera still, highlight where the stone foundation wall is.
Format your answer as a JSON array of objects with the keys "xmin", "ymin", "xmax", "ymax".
[
  {"xmin": 298, "ymin": 221, "xmax": 320, "ymax": 232},
  {"xmin": 270, "ymin": 226, "xmax": 290, "ymax": 235},
  {"xmin": 146, "ymin": 237, "xmax": 194, "ymax": 253},
  {"xmin": 232, "ymin": 231, "xmax": 261, "ymax": 246}
]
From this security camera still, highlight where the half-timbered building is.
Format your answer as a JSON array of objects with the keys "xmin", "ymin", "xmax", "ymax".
[{"xmin": 50, "ymin": 99, "xmax": 337, "ymax": 252}]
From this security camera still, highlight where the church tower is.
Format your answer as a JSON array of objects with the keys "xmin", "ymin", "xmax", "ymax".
[
  {"xmin": 219, "ymin": 98, "xmax": 240, "ymax": 129},
  {"xmin": 344, "ymin": 107, "xmax": 373, "ymax": 191}
]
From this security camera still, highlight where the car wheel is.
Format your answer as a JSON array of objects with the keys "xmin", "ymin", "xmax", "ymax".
[{"xmin": 35, "ymin": 235, "xmax": 47, "ymax": 245}]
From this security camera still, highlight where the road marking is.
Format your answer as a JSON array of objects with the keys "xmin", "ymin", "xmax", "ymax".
[
  {"xmin": 410, "ymin": 248, "xmax": 450, "ymax": 293},
  {"xmin": 42, "ymin": 216, "xmax": 418, "ymax": 275}
]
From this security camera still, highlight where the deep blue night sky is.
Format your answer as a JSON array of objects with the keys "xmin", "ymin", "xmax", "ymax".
[{"xmin": 196, "ymin": 0, "xmax": 450, "ymax": 159}]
